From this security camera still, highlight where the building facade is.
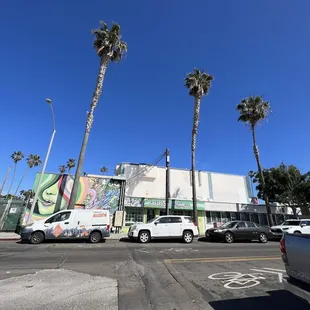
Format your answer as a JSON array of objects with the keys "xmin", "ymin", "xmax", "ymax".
[{"xmin": 116, "ymin": 163, "xmax": 294, "ymax": 232}]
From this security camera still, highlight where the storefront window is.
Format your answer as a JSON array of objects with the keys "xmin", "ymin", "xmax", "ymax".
[
  {"xmin": 125, "ymin": 207, "xmax": 144, "ymax": 226},
  {"xmin": 147, "ymin": 209, "xmax": 155, "ymax": 222},
  {"xmin": 250, "ymin": 213, "xmax": 259, "ymax": 224},
  {"xmin": 258, "ymin": 213, "xmax": 268, "ymax": 226},
  {"xmin": 221, "ymin": 212, "xmax": 231, "ymax": 223}
]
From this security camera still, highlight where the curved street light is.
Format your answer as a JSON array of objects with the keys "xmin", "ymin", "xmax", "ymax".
[{"xmin": 27, "ymin": 98, "xmax": 56, "ymax": 224}]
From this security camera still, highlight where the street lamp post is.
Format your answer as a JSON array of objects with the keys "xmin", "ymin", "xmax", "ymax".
[{"xmin": 27, "ymin": 98, "xmax": 56, "ymax": 224}]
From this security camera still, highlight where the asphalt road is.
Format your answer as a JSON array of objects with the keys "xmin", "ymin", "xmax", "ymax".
[{"xmin": 0, "ymin": 238, "xmax": 308, "ymax": 310}]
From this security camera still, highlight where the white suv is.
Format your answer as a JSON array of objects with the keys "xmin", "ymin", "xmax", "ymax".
[{"xmin": 128, "ymin": 215, "xmax": 199, "ymax": 243}]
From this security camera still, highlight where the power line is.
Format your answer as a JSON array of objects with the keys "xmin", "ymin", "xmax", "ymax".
[{"xmin": 126, "ymin": 152, "xmax": 165, "ymax": 186}]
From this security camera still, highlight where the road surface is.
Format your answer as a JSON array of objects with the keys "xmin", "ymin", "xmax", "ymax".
[{"xmin": 0, "ymin": 238, "xmax": 308, "ymax": 309}]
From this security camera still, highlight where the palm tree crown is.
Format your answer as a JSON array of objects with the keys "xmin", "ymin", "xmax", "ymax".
[
  {"xmin": 185, "ymin": 69, "xmax": 213, "ymax": 98},
  {"xmin": 66, "ymin": 159, "xmax": 76, "ymax": 172},
  {"xmin": 26, "ymin": 154, "xmax": 42, "ymax": 168},
  {"xmin": 59, "ymin": 165, "xmax": 66, "ymax": 174},
  {"xmin": 92, "ymin": 21, "xmax": 127, "ymax": 61},
  {"xmin": 236, "ymin": 96, "xmax": 271, "ymax": 128},
  {"xmin": 11, "ymin": 151, "xmax": 24, "ymax": 163},
  {"xmin": 100, "ymin": 166, "xmax": 108, "ymax": 174}
]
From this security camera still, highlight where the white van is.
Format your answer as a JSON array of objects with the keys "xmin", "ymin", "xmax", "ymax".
[{"xmin": 21, "ymin": 209, "xmax": 110, "ymax": 244}]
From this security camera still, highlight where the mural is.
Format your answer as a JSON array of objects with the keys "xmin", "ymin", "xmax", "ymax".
[{"xmin": 24, "ymin": 173, "xmax": 123, "ymax": 223}]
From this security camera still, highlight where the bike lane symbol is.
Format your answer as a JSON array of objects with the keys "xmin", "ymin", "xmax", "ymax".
[{"xmin": 208, "ymin": 272, "xmax": 266, "ymax": 290}]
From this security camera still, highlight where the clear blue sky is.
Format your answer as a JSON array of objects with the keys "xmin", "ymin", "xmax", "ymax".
[{"xmin": 1, "ymin": 0, "xmax": 310, "ymax": 193}]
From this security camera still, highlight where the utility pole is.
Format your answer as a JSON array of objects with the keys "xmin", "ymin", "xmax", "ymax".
[{"xmin": 165, "ymin": 148, "xmax": 170, "ymax": 215}]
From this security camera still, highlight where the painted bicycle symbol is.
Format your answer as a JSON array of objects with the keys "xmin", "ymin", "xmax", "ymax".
[{"xmin": 208, "ymin": 272, "xmax": 266, "ymax": 289}]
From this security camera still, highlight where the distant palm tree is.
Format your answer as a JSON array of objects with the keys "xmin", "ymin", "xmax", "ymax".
[
  {"xmin": 20, "ymin": 189, "xmax": 34, "ymax": 201},
  {"xmin": 68, "ymin": 21, "xmax": 127, "ymax": 210},
  {"xmin": 237, "ymin": 96, "xmax": 273, "ymax": 226},
  {"xmin": 185, "ymin": 68, "xmax": 213, "ymax": 225},
  {"xmin": 7, "ymin": 151, "xmax": 24, "ymax": 196},
  {"xmin": 100, "ymin": 166, "xmax": 108, "ymax": 175},
  {"xmin": 66, "ymin": 159, "xmax": 76, "ymax": 173},
  {"xmin": 248, "ymin": 170, "xmax": 256, "ymax": 196},
  {"xmin": 14, "ymin": 154, "xmax": 42, "ymax": 196},
  {"xmin": 59, "ymin": 165, "xmax": 67, "ymax": 174},
  {"xmin": 83, "ymin": 172, "xmax": 87, "ymax": 176}
]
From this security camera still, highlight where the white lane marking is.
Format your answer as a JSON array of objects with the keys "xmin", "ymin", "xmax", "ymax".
[
  {"xmin": 262, "ymin": 267, "xmax": 286, "ymax": 272},
  {"xmin": 250, "ymin": 268, "xmax": 283, "ymax": 283},
  {"xmin": 208, "ymin": 272, "xmax": 265, "ymax": 289}
]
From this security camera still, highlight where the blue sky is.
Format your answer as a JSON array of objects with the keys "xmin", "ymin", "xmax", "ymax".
[{"xmin": 1, "ymin": 0, "xmax": 310, "ymax": 193}]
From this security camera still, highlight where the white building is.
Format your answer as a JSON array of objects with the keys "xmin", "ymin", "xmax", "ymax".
[{"xmin": 115, "ymin": 163, "xmax": 293, "ymax": 232}]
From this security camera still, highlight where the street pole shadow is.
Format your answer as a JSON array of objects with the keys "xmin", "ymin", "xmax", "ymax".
[{"xmin": 209, "ymin": 290, "xmax": 308, "ymax": 310}]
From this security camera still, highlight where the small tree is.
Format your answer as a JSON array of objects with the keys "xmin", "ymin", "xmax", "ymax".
[
  {"xmin": 185, "ymin": 68, "xmax": 213, "ymax": 225},
  {"xmin": 68, "ymin": 21, "xmax": 127, "ymax": 210},
  {"xmin": 100, "ymin": 166, "xmax": 108, "ymax": 175},
  {"xmin": 66, "ymin": 159, "xmax": 76, "ymax": 173},
  {"xmin": 237, "ymin": 96, "xmax": 273, "ymax": 226},
  {"xmin": 7, "ymin": 151, "xmax": 24, "ymax": 196},
  {"xmin": 59, "ymin": 165, "xmax": 67, "ymax": 174},
  {"xmin": 14, "ymin": 154, "xmax": 42, "ymax": 196}
]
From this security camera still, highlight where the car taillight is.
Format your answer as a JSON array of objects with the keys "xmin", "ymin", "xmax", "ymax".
[
  {"xmin": 106, "ymin": 225, "xmax": 110, "ymax": 231},
  {"xmin": 194, "ymin": 222, "xmax": 197, "ymax": 227},
  {"xmin": 280, "ymin": 238, "xmax": 286, "ymax": 254}
]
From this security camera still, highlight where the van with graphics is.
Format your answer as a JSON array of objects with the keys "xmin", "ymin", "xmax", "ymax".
[{"xmin": 21, "ymin": 209, "xmax": 110, "ymax": 244}]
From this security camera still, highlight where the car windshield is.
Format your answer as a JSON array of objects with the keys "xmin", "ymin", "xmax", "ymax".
[
  {"xmin": 282, "ymin": 220, "xmax": 300, "ymax": 226},
  {"xmin": 220, "ymin": 221, "xmax": 238, "ymax": 229}
]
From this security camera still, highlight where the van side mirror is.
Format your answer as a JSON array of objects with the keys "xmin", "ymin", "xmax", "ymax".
[{"xmin": 154, "ymin": 222, "xmax": 158, "ymax": 226}]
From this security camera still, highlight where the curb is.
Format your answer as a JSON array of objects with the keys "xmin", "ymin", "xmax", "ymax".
[{"xmin": 0, "ymin": 239, "xmax": 21, "ymax": 241}]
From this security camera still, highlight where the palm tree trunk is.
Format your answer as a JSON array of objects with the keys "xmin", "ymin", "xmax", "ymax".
[
  {"xmin": 191, "ymin": 97, "xmax": 201, "ymax": 228},
  {"xmin": 68, "ymin": 55, "xmax": 109, "ymax": 210},
  {"xmin": 13, "ymin": 168, "xmax": 29, "ymax": 197},
  {"xmin": 251, "ymin": 126, "xmax": 273, "ymax": 226},
  {"xmin": 0, "ymin": 166, "xmax": 12, "ymax": 196},
  {"xmin": 7, "ymin": 164, "xmax": 17, "ymax": 196}
]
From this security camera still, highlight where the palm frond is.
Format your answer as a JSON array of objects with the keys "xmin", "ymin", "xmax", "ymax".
[{"xmin": 184, "ymin": 68, "xmax": 213, "ymax": 98}]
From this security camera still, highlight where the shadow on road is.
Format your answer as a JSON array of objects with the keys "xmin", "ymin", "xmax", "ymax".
[
  {"xmin": 209, "ymin": 290, "xmax": 308, "ymax": 310},
  {"xmin": 119, "ymin": 237, "xmax": 186, "ymax": 244}
]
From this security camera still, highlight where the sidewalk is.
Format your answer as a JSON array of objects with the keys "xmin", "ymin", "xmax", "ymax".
[{"xmin": 0, "ymin": 232, "xmax": 21, "ymax": 241}]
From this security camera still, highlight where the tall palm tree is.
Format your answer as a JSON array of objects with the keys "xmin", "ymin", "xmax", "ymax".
[
  {"xmin": 185, "ymin": 68, "xmax": 213, "ymax": 225},
  {"xmin": 7, "ymin": 151, "xmax": 24, "ymax": 196},
  {"xmin": 237, "ymin": 96, "xmax": 273, "ymax": 226},
  {"xmin": 100, "ymin": 166, "xmax": 108, "ymax": 175},
  {"xmin": 66, "ymin": 158, "xmax": 76, "ymax": 173},
  {"xmin": 68, "ymin": 21, "xmax": 127, "ymax": 210},
  {"xmin": 59, "ymin": 165, "xmax": 67, "ymax": 174},
  {"xmin": 14, "ymin": 154, "xmax": 42, "ymax": 196}
]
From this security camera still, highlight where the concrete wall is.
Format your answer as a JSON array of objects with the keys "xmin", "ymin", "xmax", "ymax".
[{"xmin": 120, "ymin": 163, "xmax": 251, "ymax": 204}]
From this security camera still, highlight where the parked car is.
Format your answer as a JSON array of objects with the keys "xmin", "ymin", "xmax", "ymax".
[
  {"xmin": 271, "ymin": 219, "xmax": 310, "ymax": 239},
  {"xmin": 285, "ymin": 220, "xmax": 310, "ymax": 235},
  {"xmin": 21, "ymin": 209, "xmax": 110, "ymax": 244},
  {"xmin": 281, "ymin": 232, "xmax": 310, "ymax": 304},
  {"xmin": 205, "ymin": 220, "xmax": 273, "ymax": 243},
  {"xmin": 127, "ymin": 215, "xmax": 199, "ymax": 243}
]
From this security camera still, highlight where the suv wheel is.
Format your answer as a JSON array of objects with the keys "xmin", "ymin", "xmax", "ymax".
[
  {"xmin": 183, "ymin": 230, "xmax": 193, "ymax": 243},
  {"xmin": 139, "ymin": 231, "xmax": 150, "ymax": 243}
]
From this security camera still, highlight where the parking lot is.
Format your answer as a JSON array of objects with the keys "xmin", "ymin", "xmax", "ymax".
[{"xmin": 0, "ymin": 238, "xmax": 308, "ymax": 309}]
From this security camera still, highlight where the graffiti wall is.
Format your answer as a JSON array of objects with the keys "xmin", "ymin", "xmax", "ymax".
[{"xmin": 24, "ymin": 173, "xmax": 123, "ymax": 223}]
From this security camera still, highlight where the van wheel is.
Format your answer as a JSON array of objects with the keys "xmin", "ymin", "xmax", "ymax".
[
  {"xmin": 30, "ymin": 231, "xmax": 44, "ymax": 244},
  {"xmin": 139, "ymin": 231, "xmax": 150, "ymax": 243},
  {"xmin": 259, "ymin": 232, "xmax": 268, "ymax": 243},
  {"xmin": 89, "ymin": 231, "xmax": 102, "ymax": 243},
  {"xmin": 183, "ymin": 231, "xmax": 194, "ymax": 243}
]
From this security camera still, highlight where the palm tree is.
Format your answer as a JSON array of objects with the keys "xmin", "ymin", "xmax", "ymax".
[
  {"xmin": 59, "ymin": 165, "xmax": 67, "ymax": 174},
  {"xmin": 100, "ymin": 166, "xmax": 108, "ymax": 175},
  {"xmin": 20, "ymin": 189, "xmax": 34, "ymax": 201},
  {"xmin": 83, "ymin": 172, "xmax": 88, "ymax": 176},
  {"xmin": 185, "ymin": 68, "xmax": 213, "ymax": 226},
  {"xmin": 248, "ymin": 170, "xmax": 256, "ymax": 196},
  {"xmin": 237, "ymin": 96, "xmax": 273, "ymax": 226},
  {"xmin": 14, "ymin": 154, "xmax": 42, "ymax": 196},
  {"xmin": 68, "ymin": 21, "xmax": 127, "ymax": 210},
  {"xmin": 7, "ymin": 151, "xmax": 24, "ymax": 196},
  {"xmin": 66, "ymin": 159, "xmax": 76, "ymax": 173}
]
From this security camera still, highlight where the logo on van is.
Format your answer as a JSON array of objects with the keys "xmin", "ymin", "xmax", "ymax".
[
  {"xmin": 93, "ymin": 213, "xmax": 107, "ymax": 218},
  {"xmin": 53, "ymin": 224, "xmax": 63, "ymax": 238}
]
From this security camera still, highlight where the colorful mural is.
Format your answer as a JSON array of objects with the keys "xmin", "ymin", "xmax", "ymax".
[{"xmin": 24, "ymin": 173, "xmax": 123, "ymax": 223}]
